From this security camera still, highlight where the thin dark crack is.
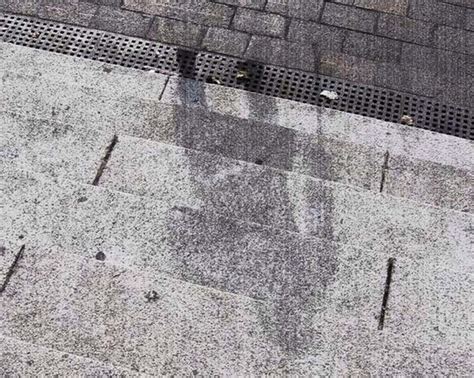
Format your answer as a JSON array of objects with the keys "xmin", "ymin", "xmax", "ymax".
[
  {"xmin": 158, "ymin": 75, "xmax": 170, "ymax": 101},
  {"xmin": 379, "ymin": 150, "xmax": 390, "ymax": 193},
  {"xmin": 92, "ymin": 135, "xmax": 118, "ymax": 186},
  {"xmin": 0, "ymin": 245, "xmax": 25, "ymax": 294},
  {"xmin": 378, "ymin": 257, "xmax": 395, "ymax": 330}
]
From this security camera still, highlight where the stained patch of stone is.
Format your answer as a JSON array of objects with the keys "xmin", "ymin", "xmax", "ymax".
[
  {"xmin": 0, "ymin": 244, "xmax": 25, "ymax": 294},
  {"xmin": 92, "ymin": 135, "xmax": 118, "ymax": 186},
  {"xmin": 378, "ymin": 257, "xmax": 395, "ymax": 330}
]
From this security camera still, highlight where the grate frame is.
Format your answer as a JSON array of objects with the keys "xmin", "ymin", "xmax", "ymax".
[{"xmin": 1, "ymin": 12, "xmax": 472, "ymax": 140}]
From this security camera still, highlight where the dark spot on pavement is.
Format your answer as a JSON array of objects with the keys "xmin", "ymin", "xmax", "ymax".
[
  {"xmin": 145, "ymin": 290, "xmax": 160, "ymax": 302},
  {"xmin": 77, "ymin": 196, "xmax": 88, "ymax": 203},
  {"xmin": 95, "ymin": 252, "xmax": 106, "ymax": 261}
]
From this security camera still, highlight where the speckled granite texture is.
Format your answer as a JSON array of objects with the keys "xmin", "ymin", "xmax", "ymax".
[
  {"xmin": 0, "ymin": 0, "xmax": 473, "ymax": 108},
  {"xmin": 1, "ymin": 42, "xmax": 473, "ymax": 375}
]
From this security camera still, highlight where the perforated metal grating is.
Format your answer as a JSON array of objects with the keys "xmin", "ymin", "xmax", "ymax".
[{"xmin": 1, "ymin": 13, "xmax": 472, "ymax": 140}]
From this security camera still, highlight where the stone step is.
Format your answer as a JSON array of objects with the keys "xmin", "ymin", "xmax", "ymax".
[
  {"xmin": 1, "ymin": 165, "xmax": 342, "ymax": 304},
  {"xmin": 162, "ymin": 77, "xmax": 474, "ymax": 213},
  {"xmin": 2, "ymin": 172, "xmax": 471, "ymax": 375},
  {"xmin": 98, "ymin": 135, "xmax": 473, "ymax": 256},
  {"xmin": 0, "ymin": 244, "xmax": 285, "ymax": 375},
  {"xmin": 0, "ymin": 111, "xmax": 110, "ymax": 184},
  {"xmin": 0, "ymin": 335, "xmax": 139, "ymax": 376},
  {"xmin": 1, "ymin": 42, "xmax": 472, "ymax": 212}
]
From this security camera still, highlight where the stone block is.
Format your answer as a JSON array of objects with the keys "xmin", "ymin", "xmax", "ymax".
[
  {"xmin": 321, "ymin": 2, "xmax": 377, "ymax": 33},
  {"xmin": 409, "ymin": 0, "xmax": 466, "ymax": 28},
  {"xmin": 147, "ymin": 16, "xmax": 205, "ymax": 47},
  {"xmin": 435, "ymin": 25, "xmax": 474, "ymax": 55},
  {"xmin": 288, "ymin": 20, "xmax": 345, "ymax": 51},
  {"xmin": 233, "ymin": 8, "xmax": 287, "ymax": 37},
  {"xmin": 160, "ymin": 76, "xmax": 472, "ymax": 177},
  {"xmin": 354, "ymin": 0, "xmax": 408, "ymax": 15},
  {"xmin": 123, "ymin": 0, "xmax": 234, "ymax": 27},
  {"xmin": 374, "ymin": 62, "xmax": 438, "ymax": 97},
  {"xmin": 318, "ymin": 51, "xmax": 377, "ymax": 85},
  {"xmin": 89, "ymin": 5, "xmax": 153, "ymax": 37},
  {"xmin": 245, "ymin": 35, "xmax": 316, "ymax": 71},
  {"xmin": 377, "ymin": 13, "xmax": 433, "ymax": 45},
  {"xmin": 202, "ymin": 27, "xmax": 250, "ymax": 56},
  {"xmin": 265, "ymin": 0, "xmax": 325, "ymax": 21},
  {"xmin": 37, "ymin": 0, "xmax": 98, "ymax": 26},
  {"xmin": 467, "ymin": 9, "xmax": 474, "ymax": 31},
  {"xmin": 0, "ymin": 0, "xmax": 39, "ymax": 15},
  {"xmin": 343, "ymin": 31, "xmax": 402, "ymax": 63}
]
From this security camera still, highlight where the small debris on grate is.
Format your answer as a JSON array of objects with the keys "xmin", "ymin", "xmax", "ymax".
[
  {"xmin": 206, "ymin": 76, "xmax": 222, "ymax": 85},
  {"xmin": 236, "ymin": 69, "xmax": 250, "ymax": 80},
  {"xmin": 400, "ymin": 115, "xmax": 414, "ymax": 126},
  {"xmin": 320, "ymin": 90, "xmax": 339, "ymax": 100}
]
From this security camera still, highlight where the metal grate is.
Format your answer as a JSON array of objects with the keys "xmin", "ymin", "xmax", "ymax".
[{"xmin": 1, "ymin": 13, "xmax": 472, "ymax": 140}]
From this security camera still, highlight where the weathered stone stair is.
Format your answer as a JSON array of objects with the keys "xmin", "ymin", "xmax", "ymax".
[{"xmin": 1, "ymin": 42, "xmax": 473, "ymax": 375}]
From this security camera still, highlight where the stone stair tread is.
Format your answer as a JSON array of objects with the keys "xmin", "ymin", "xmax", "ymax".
[
  {"xmin": 0, "ymin": 334, "xmax": 139, "ymax": 377},
  {"xmin": 97, "ymin": 135, "xmax": 473, "ymax": 255},
  {"xmin": 2, "ymin": 167, "xmax": 471, "ymax": 375},
  {"xmin": 1, "ymin": 41, "xmax": 472, "ymax": 212}
]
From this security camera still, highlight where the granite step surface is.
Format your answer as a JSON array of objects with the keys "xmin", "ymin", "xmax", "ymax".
[
  {"xmin": 1, "ymin": 42, "xmax": 472, "ymax": 212},
  {"xmin": 0, "ymin": 335, "xmax": 140, "ymax": 377},
  {"xmin": 1, "ymin": 171, "xmax": 471, "ymax": 375},
  {"xmin": 0, "ymin": 243, "xmax": 285, "ymax": 376},
  {"xmin": 97, "ymin": 135, "xmax": 473, "ymax": 256},
  {"xmin": 2, "ymin": 40, "xmax": 473, "ymax": 375}
]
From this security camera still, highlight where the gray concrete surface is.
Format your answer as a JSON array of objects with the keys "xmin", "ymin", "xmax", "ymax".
[{"xmin": 1, "ymin": 41, "xmax": 473, "ymax": 375}]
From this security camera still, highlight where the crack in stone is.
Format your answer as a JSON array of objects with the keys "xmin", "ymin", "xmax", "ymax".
[
  {"xmin": 92, "ymin": 134, "xmax": 118, "ymax": 186},
  {"xmin": 0, "ymin": 244, "xmax": 26, "ymax": 294}
]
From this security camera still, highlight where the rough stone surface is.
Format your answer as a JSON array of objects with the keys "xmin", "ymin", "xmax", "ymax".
[
  {"xmin": 37, "ymin": 0, "xmax": 97, "ymax": 26},
  {"xmin": 321, "ymin": 2, "xmax": 377, "ymax": 33},
  {"xmin": 0, "ymin": 111, "xmax": 109, "ymax": 183},
  {"xmin": 0, "ymin": 244, "xmax": 283, "ymax": 375},
  {"xmin": 99, "ymin": 136, "xmax": 473, "ymax": 255},
  {"xmin": 232, "ymin": 8, "xmax": 287, "ymax": 37},
  {"xmin": 0, "ymin": 335, "xmax": 139, "ymax": 376},
  {"xmin": 265, "ymin": 0, "xmax": 325, "ymax": 21},
  {"xmin": 89, "ymin": 5, "xmax": 153, "ymax": 37},
  {"xmin": 409, "ymin": 0, "xmax": 466, "ymax": 28},
  {"xmin": 123, "ymin": 0, "xmax": 234, "ymax": 27},
  {"xmin": 245, "ymin": 35, "xmax": 316, "ymax": 71},
  {"xmin": 0, "ymin": 0, "xmax": 471, "ymax": 108},
  {"xmin": 203, "ymin": 27, "xmax": 250, "ymax": 56},
  {"xmin": 147, "ymin": 16, "xmax": 205, "ymax": 47},
  {"xmin": 343, "ymin": 31, "xmax": 402, "ymax": 63},
  {"xmin": 377, "ymin": 13, "xmax": 433, "ymax": 45},
  {"xmin": 354, "ymin": 0, "xmax": 408, "ymax": 15},
  {"xmin": 1, "ymin": 42, "xmax": 473, "ymax": 375}
]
